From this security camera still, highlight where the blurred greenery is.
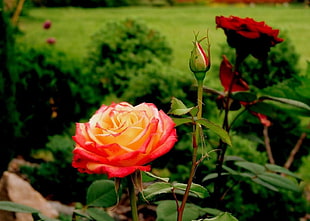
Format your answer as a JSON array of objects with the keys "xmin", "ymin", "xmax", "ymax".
[
  {"xmin": 0, "ymin": 3, "xmax": 309, "ymax": 221},
  {"xmin": 17, "ymin": 5, "xmax": 310, "ymax": 89}
]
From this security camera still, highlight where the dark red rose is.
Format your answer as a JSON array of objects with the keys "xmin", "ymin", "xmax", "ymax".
[{"xmin": 216, "ymin": 16, "xmax": 283, "ymax": 60}]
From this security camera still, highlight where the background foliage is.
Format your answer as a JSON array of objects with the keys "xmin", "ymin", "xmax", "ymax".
[{"xmin": 0, "ymin": 3, "xmax": 309, "ymax": 221}]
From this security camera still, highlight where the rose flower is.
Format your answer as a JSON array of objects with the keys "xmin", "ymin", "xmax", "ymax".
[
  {"xmin": 216, "ymin": 16, "xmax": 283, "ymax": 61},
  {"xmin": 217, "ymin": 56, "xmax": 271, "ymax": 127},
  {"xmin": 72, "ymin": 102, "xmax": 177, "ymax": 178}
]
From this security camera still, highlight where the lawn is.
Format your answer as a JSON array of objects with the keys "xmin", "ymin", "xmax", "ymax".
[{"xmin": 18, "ymin": 4, "xmax": 310, "ymax": 82}]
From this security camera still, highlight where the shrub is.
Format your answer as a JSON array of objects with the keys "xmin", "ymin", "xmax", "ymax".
[
  {"xmin": 20, "ymin": 134, "xmax": 104, "ymax": 203},
  {"xmin": 0, "ymin": 3, "xmax": 21, "ymax": 174},
  {"xmin": 13, "ymin": 45, "xmax": 100, "ymax": 158},
  {"xmin": 85, "ymin": 18, "xmax": 172, "ymax": 96},
  {"xmin": 84, "ymin": 18, "xmax": 192, "ymax": 110}
]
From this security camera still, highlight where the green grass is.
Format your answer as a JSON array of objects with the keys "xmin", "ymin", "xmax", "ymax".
[{"xmin": 18, "ymin": 4, "xmax": 310, "ymax": 84}]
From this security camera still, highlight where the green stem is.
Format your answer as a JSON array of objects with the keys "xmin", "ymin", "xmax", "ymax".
[
  {"xmin": 197, "ymin": 79, "xmax": 204, "ymax": 119},
  {"xmin": 177, "ymin": 79, "xmax": 204, "ymax": 221},
  {"xmin": 214, "ymin": 70, "xmax": 237, "ymax": 208},
  {"xmin": 128, "ymin": 176, "xmax": 139, "ymax": 221}
]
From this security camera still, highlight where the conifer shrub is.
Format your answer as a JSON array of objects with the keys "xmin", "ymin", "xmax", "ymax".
[{"xmin": 84, "ymin": 18, "xmax": 192, "ymax": 110}]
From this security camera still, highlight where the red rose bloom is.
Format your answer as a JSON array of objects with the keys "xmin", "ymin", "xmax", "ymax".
[
  {"xmin": 72, "ymin": 102, "xmax": 177, "ymax": 178},
  {"xmin": 218, "ymin": 56, "xmax": 271, "ymax": 126},
  {"xmin": 216, "ymin": 16, "xmax": 283, "ymax": 60},
  {"xmin": 219, "ymin": 55, "xmax": 249, "ymax": 92}
]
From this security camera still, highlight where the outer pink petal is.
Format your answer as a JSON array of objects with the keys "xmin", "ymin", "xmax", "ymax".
[
  {"xmin": 72, "ymin": 150, "xmax": 151, "ymax": 178},
  {"xmin": 87, "ymin": 163, "xmax": 151, "ymax": 178}
]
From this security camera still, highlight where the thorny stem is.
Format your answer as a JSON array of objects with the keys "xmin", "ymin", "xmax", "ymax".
[
  {"xmin": 128, "ymin": 176, "xmax": 139, "ymax": 221},
  {"xmin": 177, "ymin": 79, "xmax": 204, "ymax": 221}
]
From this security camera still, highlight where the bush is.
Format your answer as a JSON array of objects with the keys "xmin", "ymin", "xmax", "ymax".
[
  {"xmin": 85, "ymin": 18, "xmax": 172, "ymax": 95},
  {"xmin": 0, "ymin": 3, "xmax": 21, "ymax": 174},
  {"xmin": 84, "ymin": 18, "xmax": 192, "ymax": 110},
  {"xmin": 20, "ymin": 134, "xmax": 104, "ymax": 203},
  {"xmin": 13, "ymin": 45, "xmax": 100, "ymax": 158}
]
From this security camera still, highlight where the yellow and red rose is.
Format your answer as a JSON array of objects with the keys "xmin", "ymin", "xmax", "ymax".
[{"xmin": 72, "ymin": 102, "xmax": 177, "ymax": 178}]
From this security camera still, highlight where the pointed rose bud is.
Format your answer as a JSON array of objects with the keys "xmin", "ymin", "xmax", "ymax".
[{"xmin": 189, "ymin": 34, "xmax": 211, "ymax": 81}]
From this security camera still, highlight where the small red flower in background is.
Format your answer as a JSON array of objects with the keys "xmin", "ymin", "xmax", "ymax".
[
  {"xmin": 216, "ymin": 16, "xmax": 283, "ymax": 60},
  {"xmin": 72, "ymin": 102, "xmax": 177, "ymax": 178},
  {"xmin": 43, "ymin": 20, "xmax": 52, "ymax": 29},
  {"xmin": 46, "ymin": 37, "xmax": 56, "ymax": 45},
  {"xmin": 218, "ymin": 55, "xmax": 271, "ymax": 127},
  {"xmin": 250, "ymin": 112, "xmax": 271, "ymax": 127},
  {"xmin": 219, "ymin": 55, "xmax": 249, "ymax": 92}
]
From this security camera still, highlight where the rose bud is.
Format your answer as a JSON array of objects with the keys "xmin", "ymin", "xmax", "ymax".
[{"xmin": 189, "ymin": 35, "xmax": 211, "ymax": 81}]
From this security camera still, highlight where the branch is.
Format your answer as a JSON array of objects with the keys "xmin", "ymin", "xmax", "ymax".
[
  {"xmin": 284, "ymin": 131, "xmax": 307, "ymax": 169},
  {"xmin": 11, "ymin": 0, "xmax": 26, "ymax": 26},
  {"xmin": 263, "ymin": 125, "xmax": 275, "ymax": 164}
]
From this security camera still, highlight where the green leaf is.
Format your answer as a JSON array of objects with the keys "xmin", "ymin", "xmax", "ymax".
[
  {"xmin": 143, "ymin": 171, "xmax": 170, "ymax": 182},
  {"xmin": 171, "ymin": 117, "xmax": 193, "ymax": 127},
  {"xmin": 196, "ymin": 119, "xmax": 232, "ymax": 146},
  {"xmin": 86, "ymin": 207, "xmax": 114, "ymax": 221},
  {"xmin": 194, "ymin": 212, "xmax": 239, "ymax": 221},
  {"xmin": 86, "ymin": 180, "xmax": 117, "ymax": 207},
  {"xmin": 156, "ymin": 200, "xmax": 222, "ymax": 221},
  {"xmin": 231, "ymin": 92, "xmax": 257, "ymax": 102},
  {"xmin": 257, "ymin": 173, "xmax": 300, "ymax": 192},
  {"xmin": 0, "ymin": 201, "xmax": 39, "ymax": 213},
  {"xmin": 259, "ymin": 96, "xmax": 310, "ymax": 112},
  {"xmin": 235, "ymin": 161, "xmax": 265, "ymax": 175},
  {"xmin": 72, "ymin": 209, "xmax": 92, "ymax": 220},
  {"xmin": 222, "ymin": 165, "xmax": 239, "ymax": 175},
  {"xmin": 202, "ymin": 173, "xmax": 229, "ymax": 182},
  {"xmin": 173, "ymin": 183, "xmax": 209, "ymax": 198},
  {"xmin": 265, "ymin": 164, "xmax": 301, "ymax": 179},
  {"xmin": 190, "ymin": 106, "xmax": 199, "ymax": 116},
  {"xmin": 34, "ymin": 213, "xmax": 60, "ymax": 221},
  {"xmin": 248, "ymin": 102, "xmax": 275, "ymax": 116},
  {"xmin": 142, "ymin": 182, "xmax": 173, "ymax": 201},
  {"xmin": 169, "ymin": 97, "xmax": 196, "ymax": 116},
  {"xmin": 252, "ymin": 177, "xmax": 279, "ymax": 192}
]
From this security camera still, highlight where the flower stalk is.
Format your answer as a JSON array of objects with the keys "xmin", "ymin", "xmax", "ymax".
[
  {"xmin": 128, "ymin": 176, "xmax": 139, "ymax": 221},
  {"xmin": 177, "ymin": 34, "xmax": 210, "ymax": 221}
]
